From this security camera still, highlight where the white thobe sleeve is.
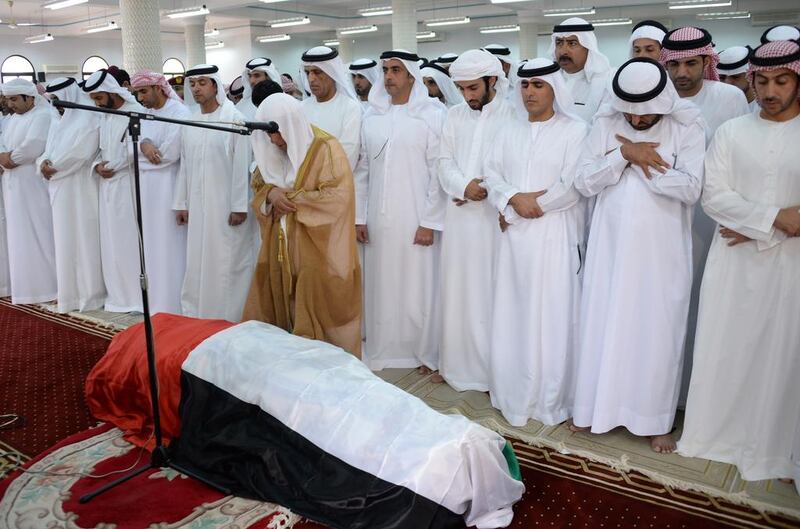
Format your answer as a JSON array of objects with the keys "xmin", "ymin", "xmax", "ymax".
[
  {"xmin": 340, "ymin": 103, "xmax": 363, "ymax": 171},
  {"xmin": 46, "ymin": 129, "xmax": 101, "ymax": 180},
  {"xmin": 172, "ymin": 129, "xmax": 188, "ymax": 211},
  {"xmin": 437, "ymin": 112, "xmax": 470, "ymax": 200},
  {"xmin": 641, "ymin": 121, "xmax": 704, "ymax": 205},
  {"xmin": 140, "ymin": 121, "xmax": 183, "ymax": 170},
  {"xmin": 483, "ymin": 131, "xmax": 521, "ymax": 224},
  {"xmin": 9, "ymin": 112, "xmax": 49, "ymax": 165},
  {"xmin": 575, "ymin": 123, "xmax": 629, "ymax": 197},
  {"xmin": 701, "ymin": 125, "xmax": 781, "ymax": 247},
  {"xmin": 353, "ymin": 120, "xmax": 369, "ymax": 225},
  {"xmin": 230, "ymin": 131, "xmax": 250, "ymax": 213},
  {"xmin": 420, "ymin": 117, "xmax": 446, "ymax": 231},
  {"xmin": 539, "ymin": 123, "xmax": 588, "ymax": 213}
]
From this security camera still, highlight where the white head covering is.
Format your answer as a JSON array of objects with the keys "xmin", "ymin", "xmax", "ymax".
[
  {"xmin": 717, "ymin": 46, "xmax": 752, "ymax": 76},
  {"xmin": 251, "ymin": 92, "xmax": 314, "ymax": 188},
  {"xmin": 46, "ymin": 76, "xmax": 95, "ymax": 114},
  {"xmin": 368, "ymin": 49, "xmax": 443, "ymax": 118},
  {"xmin": 82, "ymin": 69, "xmax": 140, "ymax": 105},
  {"xmin": 434, "ymin": 53, "xmax": 459, "ymax": 67},
  {"xmin": 449, "ymin": 48, "xmax": 510, "ymax": 100},
  {"xmin": 512, "ymin": 58, "xmax": 583, "ymax": 123},
  {"xmin": 420, "ymin": 62, "xmax": 463, "ymax": 107},
  {"xmin": 483, "ymin": 44, "xmax": 514, "ymax": 67},
  {"xmin": 548, "ymin": 17, "xmax": 612, "ymax": 81},
  {"xmin": 598, "ymin": 57, "xmax": 701, "ymax": 126},
  {"xmin": 629, "ymin": 20, "xmax": 667, "ymax": 52},
  {"xmin": 761, "ymin": 25, "xmax": 800, "ymax": 44},
  {"xmin": 229, "ymin": 75, "xmax": 244, "ymax": 98},
  {"xmin": 349, "ymin": 58, "xmax": 382, "ymax": 90},
  {"xmin": 242, "ymin": 57, "xmax": 282, "ymax": 103},
  {"xmin": 44, "ymin": 77, "xmax": 100, "ymax": 164},
  {"xmin": 2, "ymin": 78, "xmax": 49, "ymax": 108},
  {"xmin": 184, "ymin": 64, "xmax": 228, "ymax": 113},
  {"xmin": 301, "ymin": 46, "xmax": 359, "ymax": 102}
]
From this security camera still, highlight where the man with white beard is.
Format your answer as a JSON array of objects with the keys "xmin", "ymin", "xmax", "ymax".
[
  {"xmin": 484, "ymin": 58, "xmax": 588, "ymax": 427},
  {"xmin": 0, "ymin": 78, "xmax": 55, "ymax": 304},
  {"xmin": 571, "ymin": 58, "xmax": 705, "ymax": 453},
  {"xmin": 435, "ymin": 49, "xmax": 514, "ymax": 391},
  {"xmin": 235, "ymin": 57, "xmax": 282, "ymax": 120},
  {"xmin": 301, "ymin": 46, "xmax": 363, "ymax": 170},
  {"xmin": 38, "ymin": 77, "xmax": 104, "ymax": 312},
  {"xmin": 349, "ymin": 58, "xmax": 381, "ymax": 106},
  {"xmin": 83, "ymin": 69, "xmax": 145, "ymax": 313},
  {"xmin": 548, "ymin": 17, "xmax": 612, "ymax": 122},
  {"xmin": 130, "ymin": 70, "xmax": 190, "ymax": 315},
  {"xmin": 421, "ymin": 62, "xmax": 463, "ymax": 108},
  {"xmin": 355, "ymin": 50, "xmax": 447, "ymax": 372},
  {"xmin": 678, "ymin": 39, "xmax": 800, "ymax": 488},
  {"xmin": 174, "ymin": 65, "xmax": 256, "ymax": 321}
]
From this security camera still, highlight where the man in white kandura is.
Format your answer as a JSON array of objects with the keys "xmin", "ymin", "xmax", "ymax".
[
  {"xmin": 0, "ymin": 78, "xmax": 55, "ymax": 305},
  {"xmin": 235, "ymin": 57, "xmax": 282, "ymax": 121},
  {"xmin": 349, "ymin": 58, "xmax": 381, "ymax": 106},
  {"xmin": 678, "ymin": 40, "xmax": 800, "ymax": 490},
  {"xmin": 421, "ymin": 62, "xmax": 464, "ymax": 108},
  {"xmin": 571, "ymin": 58, "xmax": 706, "ymax": 453},
  {"xmin": 38, "ymin": 77, "xmax": 105, "ymax": 313},
  {"xmin": 549, "ymin": 17, "xmax": 612, "ymax": 122},
  {"xmin": 130, "ymin": 70, "xmax": 191, "ymax": 315},
  {"xmin": 629, "ymin": 20, "xmax": 667, "ymax": 60},
  {"xmin": 717, "ymin": 46, "xmax": 760, "ymax": 113},
  {"xmin": 355, "ymin": 50, "xmax": 447, "ymax": 372},
  {"xmin": 301, "ymin": 46, "xmax": 363, "ymax": 170},
  {"xmin": 174, "ymin": 64, "xmax": 257, "ymax": 321},
  {"xmin": 84, "ymin": 69, "xmax": 146, "ymax": 313},
  {"xmin": 484, "ymin": 58, "xmax": 589, "ymax": 427},
  {"xmin": 436, "ymin": 49, "xmax": 514, "ymax": 391}
]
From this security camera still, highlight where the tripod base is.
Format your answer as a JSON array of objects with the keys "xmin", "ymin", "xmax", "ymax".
[{"xmin": 79, "ymin": 446, "xmax": 231, "ymax": 504}]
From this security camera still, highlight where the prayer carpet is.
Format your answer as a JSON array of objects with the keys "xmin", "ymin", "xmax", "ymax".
[
  {"xmin": 4, "ymin": 424, "xmax": 793, "ymax": 529},
  {"xmin": 0, "ymin": 299, "xmax": 113, "ymax": 458}
]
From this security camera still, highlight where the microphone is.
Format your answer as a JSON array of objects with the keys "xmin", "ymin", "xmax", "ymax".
[
  {"xmin": 51, "ymin": 99, "xmax": 81, "ymax": 109},
  {"xmin": 242, "ymin": 121, "xmax": 279, "ymax": 134}
]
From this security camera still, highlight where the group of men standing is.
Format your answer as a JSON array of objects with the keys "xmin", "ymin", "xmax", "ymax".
[{"xmin": 0, "ymin": 18, "xmax": 797, "ymax": 490}]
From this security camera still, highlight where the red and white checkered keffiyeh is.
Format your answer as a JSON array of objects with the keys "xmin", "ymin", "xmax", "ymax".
[
  {"xmin": 130, "ymin": 69, "xmax": 181, "ymax": 101},
  {"xmin": 660, "ymin": 26, "xmax": 720, "ymax": 81},
  {"xmin": 748, "ymin": 39, "xmax": 800, "ymax": 100}
]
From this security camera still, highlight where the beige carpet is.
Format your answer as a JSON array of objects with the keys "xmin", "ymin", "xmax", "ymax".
[{"xmin": 39, "ymin": 304, "xmax": 800, "ymax": 522}]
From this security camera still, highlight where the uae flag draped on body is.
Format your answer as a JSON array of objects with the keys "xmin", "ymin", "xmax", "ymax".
[{"xmin": 169, "ymin": 320, "xmax": 524, "ymax": 529}]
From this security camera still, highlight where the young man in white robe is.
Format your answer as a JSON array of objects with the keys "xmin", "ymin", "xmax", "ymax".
[
  {"xmin": 349, "ymin": 58, "xmax": 381, "ymax": 106},
  {"xmin": 354, "ymin": 50, "xmax": 447, "ymax": 371},
  {"xmin": 38, "ymin": 77, "xmax": 105, "ymax": 313},
  {"xmin": 717, "ymin": 46, "xmax": 759, "ymax": 113},
  {"xmin": 235, "ymin": 58, "xmax": 282, "ymax": 121},
  {"xmin": 421, "ymin": 62, "xmax": 464, "ymax": 108},
  {"xmin": 174, "ymin": 65, "xmax": 257, "ymax": 322},
  {"xmin": 660, "ymin": 27, "xmax": 751, "ymax": 404},
  {"xmin": 0, "ymin": 79, "xmax": 56, "ymax": 304},
  {"xmin": 130, "ymin": 70, "xmax": 191, "ymax": 315},
  {"xmin": 629, "ymin": 20, "xmax": 667, "ymax": 61},
  {"xmin": 548, "ymin": 18, "xmax": 612, "ymax": 123},
  {"xmin": 301, "ymin": 46, "xmax": 363, "ymax": 170},
  {"xmin": 571, "ymin": 58, "xmax": 706, "ymax": 453},
  {"xmin": 83, "ymin": 70, "xmax": 146, "ymax": 313},
  {"xmin": 435, "ymin": 49, "xmax": 514, "ymax": 391},
  {"xmin": 484, "ymin": 59, "xmax": 588, "ymax": 427},
  {"xmin": 678, "ymin": 39, "xmax": 800, "ymax": 486}
]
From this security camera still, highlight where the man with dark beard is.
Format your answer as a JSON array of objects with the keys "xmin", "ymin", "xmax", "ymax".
[
  {"xmin": 348, "ymin": 58, "xmax": 381, "ymax": 105},
  {"xmin": 435, "ymin": 49, "xmax": 515, "ymax": 390}
]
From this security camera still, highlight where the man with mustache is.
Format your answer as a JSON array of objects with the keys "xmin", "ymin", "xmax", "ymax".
[
  {"xmin": 349, "ymin": 58, "xmax": 381, "ymax": 106},
  {"xmin": 435, "ymin": 49, "xmax": 514, "ymax": 391},
  {"xmin": 421, "ymin": 62, "xmax": 463, "ymax": 107},
  {"xmin": 83, "ymin": 70, "xmax": 147, "ymax": 312},
  {"xmin": 571, "ymin": 58, "xmax": 705, "ymax": 454},
  {"xmin": 354, "ymin": 50, "xmax": 446, "ymax": 373},
  {"xmin": 548, "ymin": 17, "xmax": 612, "ymax": 123},
  {"xmin": 678, "ymin": 39, "xmax": 800, "ymax": 490}
]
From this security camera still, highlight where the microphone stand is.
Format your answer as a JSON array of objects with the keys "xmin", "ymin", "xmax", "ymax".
[{"xmin": 52, "ymin": 100, "xmax": 254, "ymax": 503}]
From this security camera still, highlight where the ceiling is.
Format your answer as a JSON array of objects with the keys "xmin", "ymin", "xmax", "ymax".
[{"xmin": 1, "ymin": 0, "xmax": 797, "ymax": 40}]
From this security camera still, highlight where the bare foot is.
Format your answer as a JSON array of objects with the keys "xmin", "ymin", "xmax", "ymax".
[
  {"xmin": 417, "ymin": 366, "xmax": 433, "ymax": 375},
  {"xmin": 650, "ymin": 433, "xmax": 677, "ymax": 454},
  {"xmin": 567, "ymin": 419, "xmax": 590, "ymax": 433},
  {"xmin": 430, "ymin": 372, "xmax": 444, "ymax": 384}
]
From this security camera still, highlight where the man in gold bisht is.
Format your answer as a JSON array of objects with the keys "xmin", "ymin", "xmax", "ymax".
[{"xmin": 244, "ymin": 92, "xmax": 362, "ymax": 356}]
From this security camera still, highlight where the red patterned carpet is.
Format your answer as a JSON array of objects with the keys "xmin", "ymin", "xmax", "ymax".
[{"xmin": 0, "ymin": 300, "xmax": 114, "ymax": 456}]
